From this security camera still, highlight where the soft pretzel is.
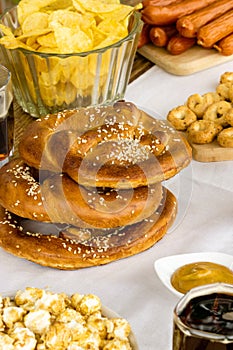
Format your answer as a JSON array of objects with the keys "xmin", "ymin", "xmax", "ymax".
[
  {"xmin": 186, "ymin": 92, "xmax": 221, "ymax": 118},
  {"xmin": 0, "ymin": 159, "xmax": 163, "ymax": 229},
  {"xmin": 187, "ymin": 120, "xmax": 222, "ymax": 144},
  {"xmin": 19, "ymin": 102, "xmax": 192, "ymax": 189},
  {"xmin": 203, "ymin": 101, "xmax": 232, "ymax": 127},
  {"xmin": 167, "ymin": 105, "xmax": 197, "ymax": 131},
  {"xmin": 217, "ymin": 127, "xmax": 233, "ymax": 147},
  {"xmin": 0, "ymin": 188, "xmax": 177, "ymax": 270}
]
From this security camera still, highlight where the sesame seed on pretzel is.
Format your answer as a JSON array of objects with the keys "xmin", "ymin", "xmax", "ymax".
[
  {"xmin": 0, "ymin": 188, "xmax": 177, "ymax": 270},
  {"xmin": 0, "ymin": 158, "xmax": 163, "ymax": 229},
  {"xmin": 18, "ymin": 102, "xmax": 192, "ymax": 189}
]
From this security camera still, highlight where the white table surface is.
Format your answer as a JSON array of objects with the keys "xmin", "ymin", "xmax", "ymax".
[{"xmin": 1, "ymin": 60, "xmax": 233, "ymax": 350}]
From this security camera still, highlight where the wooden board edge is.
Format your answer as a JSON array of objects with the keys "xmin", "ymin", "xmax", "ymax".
[{"xmin": 138, "ymin": 45, "xmax": 233, "ymax": 76}]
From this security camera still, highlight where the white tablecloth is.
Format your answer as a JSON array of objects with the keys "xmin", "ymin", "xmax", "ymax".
[{"xmin": 1, "ymin": 60, "xmax": 233, "ymax": 350}]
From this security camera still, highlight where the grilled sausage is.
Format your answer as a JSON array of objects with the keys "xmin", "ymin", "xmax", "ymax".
[
  {"xmin": 142, "ymin": 0, "xmax": 182, "ymax": 6},
  {"xmin": 177, "ymin": 0, "xmax": 233, "ymax": 38},
  {"xmin": 214, "ymin": 33, "xmax": 233, "ymax": 55},
  {"xmin": 197, "ymin": 9, "xmax": 233, "ymax": 48},
  {"xmin": 167, "ymin": 34, "xmax": 196, "ymax": 54},
  {"xmin": 137, "ymin": 23, "xmax": 151, "ymax": 48},
  {"xmin": 141, "ymin": 0, "xmax": 219, "ymax": 26},
  {"xmin": 149, "ymin": 25, "xmax": 177, "ymax": 47}
]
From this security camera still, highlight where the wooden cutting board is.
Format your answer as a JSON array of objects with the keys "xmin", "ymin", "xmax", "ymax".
[
  {"xmin": 182, "ymin": 133, "xmax": 233, "ymax": 162},
  {"xmin": 138, "ymin": 44, "xmax": 233, "ymax": 76}
]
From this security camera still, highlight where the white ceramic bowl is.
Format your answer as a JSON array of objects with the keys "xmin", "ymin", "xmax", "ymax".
[
  {"xmin": 102, "ymin": 305, "xmax": 139, "ymax": 349},
  {"xmin": 154, "ymin": 252, "xmax": 233, "ymax": 298}
]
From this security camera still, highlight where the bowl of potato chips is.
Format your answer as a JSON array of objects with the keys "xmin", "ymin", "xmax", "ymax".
[{"xmin": 0, "ymin": 0, "xmax": 142, "ymax": 118}]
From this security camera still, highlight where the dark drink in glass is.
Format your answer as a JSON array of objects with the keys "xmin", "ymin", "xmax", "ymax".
[
  {"xmin": 173, "ymin": 283, "xmax": 233, "ymax": 350},
  {"xmin": 0, "ymin": 101, "xmax": 14, "ymax": 160},
  {"xmin": 0, "ymin": 65, "xmax": 14, "ymax": 165}
]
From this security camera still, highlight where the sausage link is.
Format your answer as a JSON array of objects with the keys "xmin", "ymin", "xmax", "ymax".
[
  {"xmin": 137, "ymin": 23, "xmax": 151, "ymax": 48},
  {"xmin": 149, "ymin": 25, "xmax": 177, "ymax": 47},
  {"xmin": 141, "ymin": 0, "xmax": 219, "ymax": 26},
  {"xmin": 214, "ymin": 33, "xmax": 233, "ymax": 55},
  {"xmin": 167, "ymin": 34, "xmax": 196, "ymax": 55},
  {"xmin": 142, "ymin": 0, "xmax": 182, "ymax": 7},
  {"xmin": 197, "ymin": 9, "xmax": 233, "ymax": 48},
  {"xmin": 177, "ymin": 0, "xmax": 233, "ymax": 38}
]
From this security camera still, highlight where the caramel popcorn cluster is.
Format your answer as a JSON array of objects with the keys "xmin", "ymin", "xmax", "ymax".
[{"xmin": 0, "ymin": 287, "xmax": 132, "ymax": 349}]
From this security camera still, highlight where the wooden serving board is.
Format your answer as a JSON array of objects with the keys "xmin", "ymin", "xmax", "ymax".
[
  {"xmin": 182, "ymin": 134, "xmax": 233, "ymax": 162},
  {"xmin": 138, "ymin": 44, "xmax": 233, "ymax": 76}
]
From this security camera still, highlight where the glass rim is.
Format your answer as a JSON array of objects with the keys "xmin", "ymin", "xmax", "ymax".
[
  {"xmin": 0, "ymin": 7, "xmax": 142, "ymax": 57},
  {"xmin": 174, "ymin": 282, "xmax": 233, "ymax": 341}
]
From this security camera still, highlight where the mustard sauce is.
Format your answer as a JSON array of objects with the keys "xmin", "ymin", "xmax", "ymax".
[{"xmin": 171, "ymin": 261, "xmax": 233, "ymax": 294}]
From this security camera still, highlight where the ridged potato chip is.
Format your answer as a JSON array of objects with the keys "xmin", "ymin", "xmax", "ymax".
[{"xmin": 22, "ymin": 12, "xmax": 49, "ymax": 33}]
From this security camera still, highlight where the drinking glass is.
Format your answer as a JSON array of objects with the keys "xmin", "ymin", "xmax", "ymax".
[
  {"xmin": 173, "ymin": 283, "xmax": 233, "ymax": 350},
  {"xmin": 0, "ymin": 64, "xmax": 14, "ymax": 166}
]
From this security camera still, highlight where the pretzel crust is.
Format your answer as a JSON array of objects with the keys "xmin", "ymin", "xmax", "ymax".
[
  {"xmin": 18, "ymin": 102, "xmax": 192, "ymax": 189},
  {"xmin": 0, "ymin": 188, "xmax": 177, "ymax": 270},
  {"xmin": 0, "ymin": 159, "xmax": 163, "ymax": 229}
]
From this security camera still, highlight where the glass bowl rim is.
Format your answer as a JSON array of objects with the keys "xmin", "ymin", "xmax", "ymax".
[{"xmin": 0, "ymin": 7, "xmax": 142, "ymax": 57}]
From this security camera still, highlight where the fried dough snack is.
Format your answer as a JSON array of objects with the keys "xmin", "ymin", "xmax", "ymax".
[
  {"xmin": 187, "ymin": 120, "xmax": 222, "ymax": 144},
  {"xmin": 186, "ymin": 92, "xmax": 221, "ymax": 118},
  {"xmin": 167, "ymin": 105, "xmax": 196, "ymax": 130},
  {"xmin": 203, "ymin": 100, "xmax": 231, "ymax": 127},
  {"xmin": 166, "ymin": 71, "xmax": 233, "ymax": 148},
  {"xmin": 217, "ymin": 127, "xmax": 233, "ymax": 147}
]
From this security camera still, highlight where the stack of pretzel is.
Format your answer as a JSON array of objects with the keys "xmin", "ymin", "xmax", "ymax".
[
  {"xmin": 0, "ymin": 101, "xmax": 192, "ymax": 269},
  {"xmin": 138, "ymin": 0, "xmax": 233, "ymax": 55}
]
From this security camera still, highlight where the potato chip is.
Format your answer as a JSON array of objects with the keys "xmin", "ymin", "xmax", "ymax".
[
  {"xmin": 97, "ymin": 19, "xmax": 128, "ymax": 39},
  {"xmin": 73, "ymin": 0, "xmax": 122, "ymax": 13},
  {"xmin": 71, "ymin": 0, "xmax": 85, "ymax": 14},
  {"xmin": 0, "ymin": 35, "xmax": 33, "ymax": 50},
  {"xmin": 17, "ymin": 0, "xmax": 54, "ymax": 25},
  {"xmin": 48, "ymin": 9, "xmax": 95, "ymax": 31},
  {"xmin": 0, "ymin": 24, "xmax": 14, "ymax": 37},
  {"xmin": 41, "ymin": 0, "xmax": 74, "ymax": 12},
  {"xmin": 36, "ymin": 32, "xmax": 57, "ymax": 48},
  {"xmin": 17, "ymin": 29, "xmax": 52, "ymax": 41},
  {"xmin": 22, "ymin": 12, "xmax": 49, "ymax": 34},
  {"xmin": 99, "ymin": 5, "xmax": 133, "ymax": 22},
  {"xmin": 53, "ymin": 26, "xmax": 93, "ymax": 53}
]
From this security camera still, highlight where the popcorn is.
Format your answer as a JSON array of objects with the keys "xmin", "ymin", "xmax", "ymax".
[
  {"xmin": 0, "ymin": 288, "xmax": 133, "ymax": 349},
  {"xmin": 3, "ymin": 306, "xmax": 26, "ymax": 329},
  {"xmin": 0, "ymin": 332, "xmax": 14, "ymax": 350},
  {"xmin": 8, "ymin": 326, "xmax": 37, "ymax": 350},
  {"xmin": 24, "ymin": 310, "xmax": 51, "ymax": 334}
]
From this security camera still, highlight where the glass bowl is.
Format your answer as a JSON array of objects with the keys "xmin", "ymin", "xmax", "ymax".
[{"xmin": 0, "ymin": 6, "xmax": 142, "ymax": 118}]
